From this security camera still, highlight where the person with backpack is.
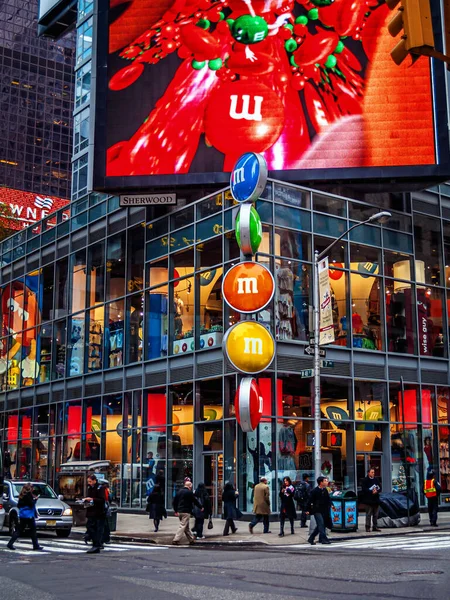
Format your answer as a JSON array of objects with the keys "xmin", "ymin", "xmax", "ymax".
[
  {"xmin": 295, "ymin": 474, "xmax": 312, "ymax": 528},
  {"xmin": 7, "ymin": 483, "xmax": 44, "ymax": 551},
  {"xmin": 193, "ymin": 482, "xmax": 211, "ymax": 539},
  {"xmin": 424, "ymin": 468, "xmax": 441, "ymax": 527},
  {"xmin": 222, "ymin": 482, "xmax": 242, "ymax": 536}
]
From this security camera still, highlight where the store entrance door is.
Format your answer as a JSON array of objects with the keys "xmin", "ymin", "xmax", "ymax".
[
  {"xmin": 203, "ymin": 452, "xmax": 223, "ymax": 517},
  {"xmin": 356, "ymin": 453, "xmax": 382, "ymax": 491}
]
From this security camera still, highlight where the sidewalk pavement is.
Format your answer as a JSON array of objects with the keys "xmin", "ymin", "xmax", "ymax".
[{"xmin": 73, "ymin": 511, "xmax": 450, "ymax": 547}]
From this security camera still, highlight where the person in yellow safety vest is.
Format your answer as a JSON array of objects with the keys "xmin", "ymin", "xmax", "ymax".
[{"xmin": 424, "ymin": 469, "xmax": 441, "ymax": 527}]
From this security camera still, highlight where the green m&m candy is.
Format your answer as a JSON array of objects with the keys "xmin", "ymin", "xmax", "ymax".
[
  {"xmin": 231, "ymin": 15, "xmax": 269, "ymax": 44},
  {"xmin": 235, "ymin": 204, "xmax": 263, "ymax": 255}
]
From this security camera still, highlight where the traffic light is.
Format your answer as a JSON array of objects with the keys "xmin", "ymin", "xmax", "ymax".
[{"xmin": 387, "ymin": 0, "xmax": 434, "ymax": 65}]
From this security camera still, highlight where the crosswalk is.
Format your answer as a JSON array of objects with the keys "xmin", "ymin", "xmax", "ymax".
[
  {"xmin": 291, "ymin": 533, "xmax": 450, "ymax": 552},
  {"xmin": 0, "ymin": 536, "xmax": 167, "ymax": 556}
]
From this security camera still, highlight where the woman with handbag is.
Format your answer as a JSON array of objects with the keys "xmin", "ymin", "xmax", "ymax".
[
  {"xmin": 279, "ymin": 476, "xmax": 297, "ymax": 537},
  {"xmin": 146, "ymin": 484, "xmax": 165, "ymax": 532},
  {"xmin": 7, "ymin": 483, "xmax": 44, "ymax": 551},
  {"xmin": 222, "ymin": 482, "xmax": 242, "ymax": 536},
  {"xmin": 193, "ymin": 482, "xmax": 211, "ymax": 540}
]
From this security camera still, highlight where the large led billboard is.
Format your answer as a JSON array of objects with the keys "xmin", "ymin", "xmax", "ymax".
[{"xmin": 94, "ymin": 0, "xmax": 450, "ymax": 190}]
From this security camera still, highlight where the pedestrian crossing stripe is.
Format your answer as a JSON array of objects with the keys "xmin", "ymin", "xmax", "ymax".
[
  {"xmin": 0, "ymin": 537, "xmax": 167, "ymax": 555},
  {"xmin": 289, "ymin": 535, "xmax": 450, "ymax": 551}
]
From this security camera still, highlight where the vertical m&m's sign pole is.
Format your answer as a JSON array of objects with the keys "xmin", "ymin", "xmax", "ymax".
[{"xmin": 223, "ymin": 153, "xmax": 275, "ymax": 433}]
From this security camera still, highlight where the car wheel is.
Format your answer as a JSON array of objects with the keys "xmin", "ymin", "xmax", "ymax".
[
  {"xmin": 8, "ymin": 513, "xmax": 18, "ymax": 536},
  {"xmin": 56, "ymin": 529, "xmax": 71, "ymax": 538}
]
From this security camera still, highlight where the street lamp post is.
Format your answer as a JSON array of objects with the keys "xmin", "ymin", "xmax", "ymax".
[{"xmin": 313, "ymin": 211, "xmax": 391, "ymax": 484}]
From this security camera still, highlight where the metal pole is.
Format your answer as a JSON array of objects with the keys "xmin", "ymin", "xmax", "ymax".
[
  {"xmin": 400, "ymin": 376, "xmax": 411, "ymax": 526},
  {"xmin": 313, "ymin": 250, "xmax": 321, "ymax": 483}
]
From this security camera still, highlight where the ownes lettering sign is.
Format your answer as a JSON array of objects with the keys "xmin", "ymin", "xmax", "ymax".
[{"xmin": 0, "ymin": 187, "xmax": 70, "ymax": 230}]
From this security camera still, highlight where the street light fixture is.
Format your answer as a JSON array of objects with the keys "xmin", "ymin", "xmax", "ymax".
[{"xmin": 313, "ymin": 211, "xmax": 391, "ymax": 483}]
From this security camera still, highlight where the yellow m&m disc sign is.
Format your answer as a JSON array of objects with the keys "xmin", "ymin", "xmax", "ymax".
[{"xmin": 223, "ymin": 321, "xmax": 275, "ymax": 374}]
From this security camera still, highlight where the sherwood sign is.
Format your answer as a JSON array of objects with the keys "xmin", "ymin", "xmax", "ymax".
[{"xmin": 119, "ymin": 193, "xmax": 177, "ymax": 206}]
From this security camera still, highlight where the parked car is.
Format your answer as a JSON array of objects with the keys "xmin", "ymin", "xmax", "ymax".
[
  {"xmin": 2, "ymin": 480, "xmax": 73, "ymax": 537},
  {"xmin": 0, "ymin": 502, "xmax": 5, "ymax": 531}
]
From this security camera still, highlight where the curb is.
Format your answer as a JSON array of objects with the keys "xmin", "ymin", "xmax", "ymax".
[{"xmin": 71, "ymin": 525, "xmax": 450, "ymax": 548}]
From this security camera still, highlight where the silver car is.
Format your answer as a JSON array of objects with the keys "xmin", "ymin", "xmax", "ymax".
[{"xmin": 2, "ymin": 480, "xmax": 73, "ymax": 537}]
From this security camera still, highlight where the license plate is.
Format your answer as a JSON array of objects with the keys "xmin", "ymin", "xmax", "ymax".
[{"xmin": 46, "ymin": 520, "xmax": 56, "ymax": 526}]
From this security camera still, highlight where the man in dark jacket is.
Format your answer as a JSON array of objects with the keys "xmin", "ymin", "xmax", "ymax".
[
  {"xmin": 296, "ymin": 474, "xmax": 312, "ymax": 528},
  {"xmin": 83, "ymin": 474, "xmax": 107, "ymax": 554},
  {"xmin": 307, "ymin": 476, "xmax": 332, "ymax": 545},
  {"xmin": 172, "ymin": 481, "xmax": 203, "ymax": 545},
  {"xmin": 361, "ymin": 468, "xmax": 382, "ymax": 532}
]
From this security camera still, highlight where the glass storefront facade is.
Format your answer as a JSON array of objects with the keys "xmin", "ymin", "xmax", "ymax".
[{"xmin": 1, "ymin": 181, "xmax": 450, "ymax": 513}]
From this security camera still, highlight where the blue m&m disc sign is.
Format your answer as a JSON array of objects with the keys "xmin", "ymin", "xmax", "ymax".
[{"xmin": 230, "ymin": 152, "xmax": 268, "ymax": 203}]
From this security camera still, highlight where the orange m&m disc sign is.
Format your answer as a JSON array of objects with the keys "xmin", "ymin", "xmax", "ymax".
[{"xmin": 222, "ymin": 262, "xmax": 275, "ymax": 314}]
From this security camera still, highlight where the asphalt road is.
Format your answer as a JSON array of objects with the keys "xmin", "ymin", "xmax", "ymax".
[{"xmin": 0, "ymin": 532, "xmax": 449, "ymax": 600}]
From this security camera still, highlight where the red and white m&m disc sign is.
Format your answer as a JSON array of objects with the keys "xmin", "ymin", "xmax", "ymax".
[{"xmin": 235, "ymin": 377, "xmax": 263, "ymax": 432}]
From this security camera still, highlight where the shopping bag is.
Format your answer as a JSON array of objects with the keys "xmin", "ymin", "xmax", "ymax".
[{"xmin": 208, "ymin": 517, "xmax": 213, "ymax": 530}]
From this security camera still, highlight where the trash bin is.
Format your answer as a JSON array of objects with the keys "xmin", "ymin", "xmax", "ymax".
[
  {"xmin": 71, "ymin": 502, "xmax": 87, "ymax": 527},
  {"xmin": 107, "ymin": 507, "xmax": 118, "ymax": 532},
  {"xmin": 330, "ymin": 491, "xmax": 358, "ymax": 532}
]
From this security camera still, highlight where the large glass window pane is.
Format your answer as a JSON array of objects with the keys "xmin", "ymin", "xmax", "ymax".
[
  {"xmin": 126, "ymin": 293, "xmax": 143, "ymax": 364},
  {"xmin": 172, "ymin": 277, "xmax": 195, "ymax": 355},
  {"xmin": 384, "ymin": 250, "xmax": 413, "ymax": 280},
  {"xmin": 53, "ymin": 320, "xmax": 67, "ymax": 379},
  {"xmin": 438, "ymin": 424, "xmax": 450, "ymax": 493},
  {"xmin": 198, "ymin": 270, "xmax": 223, "ymax": 348},
  {"xmin": 354, "ymin": 381, "xmax": 387, "ymax": 422},
  {"xmin": 106, "ymin": 233, "xmax": 126, "ymax": 301},
  {"xmin": 128, "ymin": 226, "xmax": 145, "ymax": 292},
  {"xmin": 417, "ymin": 287, "xmax": 446, "ymax": 357},
  {"xmin": 38, "ymin": 323, "xmax": 52, "ymax": 383},
  {"xmin": 385, "ymin": 280, "xmax": 417, "ymax": 354},
  {"xmin": 275, "ymin": 205, "xmax": 311, "ymax": 231},
  {"xmin": 197, "ymin": 237, "xmax": 222, "ymax": 269},
  {"xmin": 274, "ymin": 227, "xmax": 310, "ymax": 261},
  {"xmin": 172, "ymin": 247, "xmax": 194, "ymax": 278},
  {"xmin": 329, "ymin": 271, "xmax": 349, "ymax": 348},
  {"xmin": 146, "ymin": 286, "xmax": 168, "ymax": 359},
  {"xmin": 389, "ymin": 383, "xmax": 419, "ymax": 423},
  {"xmin": 88, "ymin": 242, "xmax": 105, "ymax": 305},
  {"xmin": 54, "ymin": 258, "xmax": 69, "ymax": 319},
  {"xmin": 414, "ymin": 215, "xmax": 442, "ymax": 286},
  {"xmin": 88, "ymin": 306, "xmax": 104, "ymax": 372},
  {"xmin": 70, "ymin": 250, "xmax": 87, "ymax": 313},
  {"xmin": 41, "ymin": 264, "xmax": 54, "ymax": 321},
  {"xmin": 106, "ymin": 300, "xmax": 124, "ymax": 368},
  {"xmin": 350, "ymin": 273, "xmax": 382, "ymax": 350},
  {"xmin": 68, "ymin": 313, "xmax": 85, "ymax": 376},
  {"xmin": 391, "ymin": 425, "xmax": 420, "ymax": 497},
  {"xmin": 147, "ymin": 257, "xmax": 168, "ymax": 289},
  {"xmin": 275, "ymin": 259, "xmax": 311, "ymax": 342},
  {"xmin": 198, "ymin": 379, "xmax": 223, "ymax": 421},
  {"xmin": 274, "ymin": 183, "xmax": 309, "ymax": 208},
  {"xmin": 314, "ymin": 194, "xmax": 346, "ymax": 217}
]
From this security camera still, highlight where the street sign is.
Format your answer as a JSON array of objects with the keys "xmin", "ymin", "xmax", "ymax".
[
  {"xmin": 321, "ymin": 360, "xmax": 334, "ymax": 368},
  {"xmin": 230, "ymin": 152, "xmax": 268, "ymax": 202},
  {"xmin": 300, "ymin": 369, "xmax": 313, "ymax": 378},
  {"xmin": 304, "ymin": 346, "xmax": 326, "ymax": 358}
]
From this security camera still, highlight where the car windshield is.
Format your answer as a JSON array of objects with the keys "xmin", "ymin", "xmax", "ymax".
[{"xmin": 12, "ymin": 483, "xmax": 57, "ymax": 499}]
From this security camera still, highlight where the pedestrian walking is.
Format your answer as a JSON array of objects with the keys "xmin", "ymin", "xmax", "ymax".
[
  {"xmin": 193, "ymin": 482, "xmax": 211, "ymax": 539},
  {"xmin": 83, "ymin": 473, "xmax": 107, "ymax": 554},
  {"xmin": 146, "ymin": 483, "xmax": 165, "ymax": 532},
  {"xmin": 361, "ymin": 468, "xmax": 382, "ymax": 532},
  {"xmin": 172, "ymin": 480, "xmax": 203, "ymax": 545},
  {"xmin": 294, "ymin": 474, "xmax": 312, "ymax": 528},
  {"xmin": 222, "ymin": 482, "xmax": 242, "ymax": 536},
  {"xmin": 307, "ymin": 476, "xmax": 332, "ymax": 545},
  {"xmin": 249, "ymin": 476, "xmax": 271, "ymax": 534},
  {"xmin": 279, "ymin": 476, "xmax": 297, "ymax": 537},
  {"xmin": 7, "ymin": 483, "xmax": 43, "ymax": 551},
  {"xmin": 424, "ymin": 469, "xmax": 441, "ymax": 527}
]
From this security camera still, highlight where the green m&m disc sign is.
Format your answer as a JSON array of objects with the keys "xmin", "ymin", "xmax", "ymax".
[{"xmin": 235, "ymin": 203, "xmax": 263, "ymax": 255}]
